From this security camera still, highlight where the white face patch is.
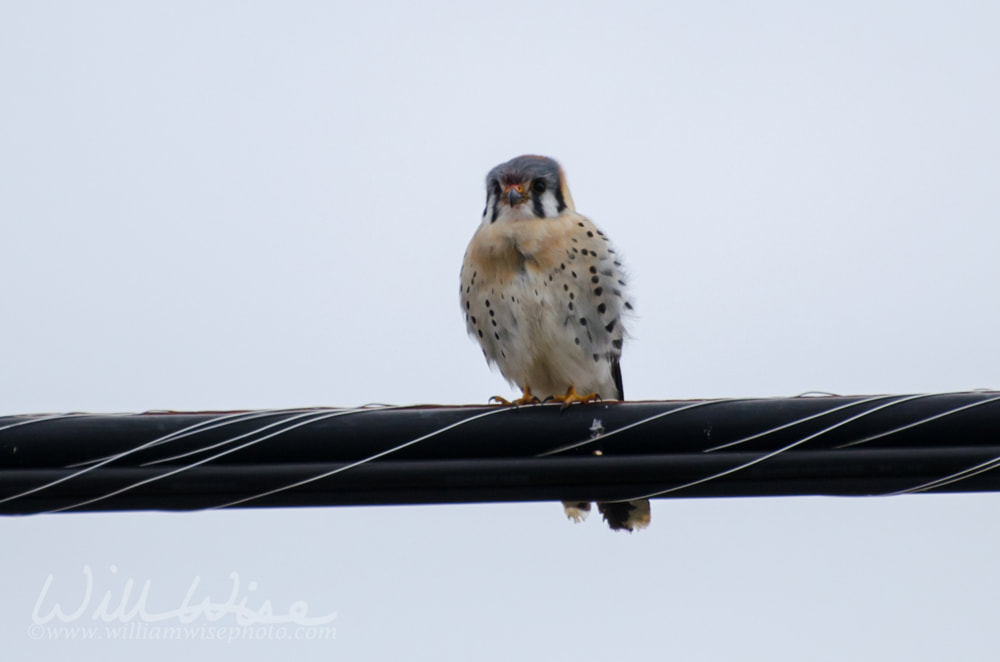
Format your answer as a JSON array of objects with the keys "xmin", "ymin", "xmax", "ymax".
[{"xmin": 540, "ymin": 191, "xmax": 561, "ymax": 218}]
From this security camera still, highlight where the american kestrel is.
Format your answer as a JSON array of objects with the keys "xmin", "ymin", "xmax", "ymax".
[{"xmin": 460, "ymin": 155, "xmax": 650, "ymax": 532}]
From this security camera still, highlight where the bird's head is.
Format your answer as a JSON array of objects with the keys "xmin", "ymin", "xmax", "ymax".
[{"xmin": 482, "ymin": 155, "xmax": 576, "ymax": 223}]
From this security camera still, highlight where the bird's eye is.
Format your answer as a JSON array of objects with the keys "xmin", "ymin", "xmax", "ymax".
[{"xmin": 532, "ymin": 180, "xmax": 547, "ymax": 194}]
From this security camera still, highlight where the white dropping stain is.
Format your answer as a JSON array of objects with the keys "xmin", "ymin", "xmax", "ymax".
[{"xmin": 589, "ymin": 418, "xmax": 605, "ymax": 438}]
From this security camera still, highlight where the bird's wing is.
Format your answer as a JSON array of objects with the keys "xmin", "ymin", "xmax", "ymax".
[{"xmin": 610, "ymin": 357, "xmax": 624, "ymax": 401}]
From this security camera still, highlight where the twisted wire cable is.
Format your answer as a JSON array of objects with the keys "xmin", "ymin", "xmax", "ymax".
[{"xmin": 1, "ymin": 391, "xmax": 998, "ymax": 515}]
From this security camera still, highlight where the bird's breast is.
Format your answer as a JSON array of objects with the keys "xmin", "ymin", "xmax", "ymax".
[{"xmin": 464, "ymin": 224, "xmax": 527, "ymax": 285}]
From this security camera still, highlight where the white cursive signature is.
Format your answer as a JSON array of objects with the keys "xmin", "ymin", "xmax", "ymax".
[{"xmin": 32, "ymin": 565, "xmax": 338, "ymax": 626}]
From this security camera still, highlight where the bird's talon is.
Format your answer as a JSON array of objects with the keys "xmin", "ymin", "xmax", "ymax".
[
  {"xmin": 490, "ymin": 387, "xmax": 540, "ymax": 407},
  {"xmin": 550, "ymin": 385, "xmax": 601, "ymax": 408}
]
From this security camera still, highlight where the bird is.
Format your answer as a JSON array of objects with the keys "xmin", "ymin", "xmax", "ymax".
[{"xmin": 459, "ymin": 155, "xmax": 650, "ymax": 532}]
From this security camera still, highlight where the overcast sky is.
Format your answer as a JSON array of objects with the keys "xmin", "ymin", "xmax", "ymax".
[{"xmin": 2, "ymin": 2, "xmax": 999, "ymax": 660}]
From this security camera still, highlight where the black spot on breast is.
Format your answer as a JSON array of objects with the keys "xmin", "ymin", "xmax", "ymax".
[
  {"xmin": 569, "ymin": 302, "xmax": 574, "ymax": 311},
  {"xmin": 577, "ymin": 222, "xmax": 585, "ymax": 227},
  {"xmin": 571, "ymin": 271, "xmax": 577, "ymax": 278},
  {"xmin": 492, "ymin": 319, "xmax": 497, "ymax": 327},
  {"xmin": 471, "ymin": 316, "xmax": 477, "ymax": 324},
  {"xmin": 572, "ymin": 247, "xmax": 578, "ymax": 253},
  {"xmin": 612, "ymin": 338, "xmax": 623, "ymax": 349},
  {"xmin": 624, "ymin": 302, "xmax": 633, "ymax": 310},
  {"xmin": 587, "ymin": 231, "xmax": 594, "ymax": 237},
  {"xmin": 494, "ymin": 332, "xmax": 500, "ymax": 340},
  {"xmin": 594, "ymin": 287, "xmax": 603, "ymax": 296},
  {"xmin": 489, "ymin": 309, "xmax": 495, "ymax": 317},
  {"xmin": 569, "ymin": 292, "xmax": 574, "ymax": 299},
  {"xmin": 591, "ymin": 275, "xmax": 600, "ymax": 283},
  {"xmin": 563, "ymin": 284, "xmax": 569, "ymax": 291},
  {"xmin": 589, "ymin": 266, "xmax": 597, "ymax": 274},
  {"xmin": 478, "ymin": 329, "xmax": 483, "ymax": 338},
  {"xmin": 605, "ymin": 319, "xmax": 617, "ymax": 332},
  {"xmin": 574, "ymin": 337, "xmax": 580, "ymax": 345},
  {"xmin": 560, "ymin": 263, "xmax": 566, "ymax": 269},
  {"xmin": 598, "ymin": 303, "xmax": 606, "ymax": 314},
  {"xmin": 485, "ymin": 300, "xmax": 490, "ymax": 307},
  {"xmin": 593, "ymin": 354, "xmax": 599, "ymax": 362},
  {"xmin": 465, "ymin": 301, "xmax": 470, "ymax": 309},
  {"xmin": 571, "ymin": 237, "xmax": 578, "ymax": 243},
  {"xmin": 579, "ymin": 318, "xmax": 587, "ymax": 325}
]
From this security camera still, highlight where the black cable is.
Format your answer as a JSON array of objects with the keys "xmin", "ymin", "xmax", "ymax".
[{"xmin": 1, "ymin": 392, "xmax": 998, "ymax": 515}]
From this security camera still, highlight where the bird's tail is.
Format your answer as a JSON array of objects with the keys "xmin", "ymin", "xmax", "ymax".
[{"xmin": 597, "ymin": 499, "xmax": 651, "ymax": 532}]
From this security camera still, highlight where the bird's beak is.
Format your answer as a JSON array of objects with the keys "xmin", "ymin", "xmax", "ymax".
[{"xmin": 506, "ymin": 185, "xmax": 525, "ymax": 206}]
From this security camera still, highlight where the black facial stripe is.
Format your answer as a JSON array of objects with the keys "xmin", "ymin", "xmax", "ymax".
[
  {"xmin": 532, "ymin": 193, "xmax": 545, "ymax": 218},
  {"xmin": 487, "ymin": 181, "xmax": 501, "ymax": 222},
  {"xmin": 553, "ymin": 185, "xmax": 566, "ymax": 213},
  {"xmin": 490, "ymin": 196, "xmax": 499, "ymax": 223}
]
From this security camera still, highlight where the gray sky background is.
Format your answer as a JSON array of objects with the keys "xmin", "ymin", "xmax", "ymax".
[{"xmin": 2, "ymin": 2, "xmax": 999, "ymax": 660}]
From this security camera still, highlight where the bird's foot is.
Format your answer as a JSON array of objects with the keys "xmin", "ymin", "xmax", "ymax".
[
  {"xmin": 490, "ymin": 386, "xmax": 541, "ymax": 407},
  {"xmin": 549, "ymin": 385, "xmax": 601, "ymax": 409}
]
